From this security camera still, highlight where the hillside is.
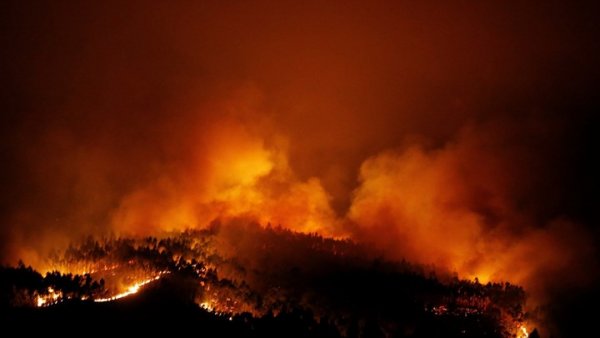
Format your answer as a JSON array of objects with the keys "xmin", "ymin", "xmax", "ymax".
[{"xmin": 1, "ymin": 222, "xmax": 532, "ymax": 337}]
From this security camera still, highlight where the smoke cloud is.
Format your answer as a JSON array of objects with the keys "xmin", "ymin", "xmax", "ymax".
[
  {"xmin": 1, "ymin": 1, "xmax": 598, "ymax": 334},
  {"xmin": 349, "ymin": 118, "xmax": 596, "ymax": 298}
]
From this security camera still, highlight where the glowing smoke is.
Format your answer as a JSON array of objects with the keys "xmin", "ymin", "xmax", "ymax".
[{"xmin": 1, "ymin": 2, "xmax": 598, "ymax": 336}]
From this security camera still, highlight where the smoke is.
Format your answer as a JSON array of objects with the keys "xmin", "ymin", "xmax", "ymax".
[
  {"xmin": 1, "ymin": 1, "xmax": 599, "ymax": 335},
  {"xmin": 348, "ymin": 118, "xmax": 596, "ymax": 299},
  {"xmin": 110, "ymin": 99, "xmax": 343, "ymax": 237}
]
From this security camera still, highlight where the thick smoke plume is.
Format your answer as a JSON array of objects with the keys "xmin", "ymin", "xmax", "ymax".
[
  {"xmin": 1, "ymin": 1, "xmax": 598, "ymax": 335},
  {"xmin": 349, "ymin": 118, "xmax": 596, "ymax": 299}
]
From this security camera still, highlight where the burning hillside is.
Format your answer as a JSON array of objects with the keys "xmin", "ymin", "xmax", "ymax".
[
  {"xmin": 1, "ymin": 1, "xmax": 598, "ymax": 337},
  {"xmin": 3, "ymin": 222, "xmax": 535, "ymax": 337}
]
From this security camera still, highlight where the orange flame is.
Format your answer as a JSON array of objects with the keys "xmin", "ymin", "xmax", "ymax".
[
  {"xmin": 94, "ymin": 271, "xmax": 168, "ymax": 303},
  {"xmin": 517, "ymin": 324, "xmax": 529, "ymax": 338},
  {"xmin": 35, "ymin": 287, "xmax": 62, "ymax": 307}
]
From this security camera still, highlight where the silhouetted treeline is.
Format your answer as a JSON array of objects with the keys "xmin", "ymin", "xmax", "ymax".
[
  {"xmin": 1, "ymin": 262, "xmax": 105, "ymax": 308},
  {"xmin": 2, "ymin": 222, "xmax": 531, "ymax": 337}
]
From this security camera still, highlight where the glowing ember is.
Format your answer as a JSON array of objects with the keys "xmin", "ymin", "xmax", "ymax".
[{"xmin": 94, "ymin": 272, "xmax": 168, "ymax": 303}]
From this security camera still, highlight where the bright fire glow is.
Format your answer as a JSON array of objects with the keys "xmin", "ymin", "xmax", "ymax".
[
  {"xmin": 94, "ymin": 272, "xmax": 168, "ymax": 303},
  {"xmin": 517, "ymin": 324, "xmax": 529, "ymax": 338},
  {"xmin": 199, "ymin": 301, "xmax": 214, "ymax": 312},
  {"xmin": 35, "ymin": 287, "xmax": 62, "ymax": 307},
  {"xmin": 34, "ymin": 271, "xmax": 169, "ymax": 307}
]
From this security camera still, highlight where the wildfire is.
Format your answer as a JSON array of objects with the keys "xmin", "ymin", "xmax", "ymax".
[
  {"xmin": 517, "ymin": 324, "xmax": 529, "ymax": 338},
  {"xmin": 198, "ymin": 299, "xmax": 229, "ymax": 316},
  {"xmin": 199, "ymin": 301, "xmax": 214, "ymax": 312},
  {"xmin": 35, "ymin": 272, "xmax": 168, "ymax": 307},
  {"xmin": 36, "ymin": 287, "xmax": 62, "ymax": 307},
  {"xmin": 94, "ymin": 271, "xmax": 168, "ymax": 303}
]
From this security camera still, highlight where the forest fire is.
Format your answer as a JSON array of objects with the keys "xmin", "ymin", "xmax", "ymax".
[
  {"xmin": 94, "ymin": 272, "xmax": 168, "ymax": 303},
  {"xmin": 35, "ymin": 287, "xmax": 62, "ymax": 307},
  {"xmin": 1, "ymin": 1, "xmax": 598, "ymax": 337},
  {"xmin": 3, "ymin": 226, "xmax": 536, "ymax": 337},
  {"xmin": 517, "ymin": 325, "xmax": 529, "ymax": 338},
  {"xmin": 31, "ymin": 270, "xmax": 169, "ymax": 307}
]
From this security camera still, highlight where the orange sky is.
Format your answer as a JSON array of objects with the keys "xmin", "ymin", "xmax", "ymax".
[{"xmin": 1, "ymin": 2, "xmax": 599, "ymax": 324}]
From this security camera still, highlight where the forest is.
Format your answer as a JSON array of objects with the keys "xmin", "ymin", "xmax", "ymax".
[{"xmin": 1, "ymin": 222, "xmax": 535, "ymax": 337}]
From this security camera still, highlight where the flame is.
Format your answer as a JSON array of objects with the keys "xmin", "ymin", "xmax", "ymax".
[
  {"xmin": 105, "ymin": 116, "xmax": 591, "ymax": 304},
  {"xmin": 199, "ymin": 301, "xmax": 214, "ymax": 312},
  {"xmin": 36, "ymin": 287, "xmax": 62, "ymax": 307},
  {"xmin": 34, "ymin": 270, "xmax": 169, "ymax": 307},
  {"xmin": 13, "ymin": 113, "xmax": 593, "ymax": 338},
  {"xmin": 517, "ymin": 324, "xmax": 529, "ymax": 338},
  {"xmin": 2, "ymin": 6, "xmax": 596, "ymax": 338},
  {"xmin": 94, "ymin": 271, "xmax": 168, "ymax": 303}
]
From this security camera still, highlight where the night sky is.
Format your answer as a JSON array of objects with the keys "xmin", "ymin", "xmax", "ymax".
[{"xmin": 1, "ymin": 1, "xmax": 599, "ymax": 335}]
